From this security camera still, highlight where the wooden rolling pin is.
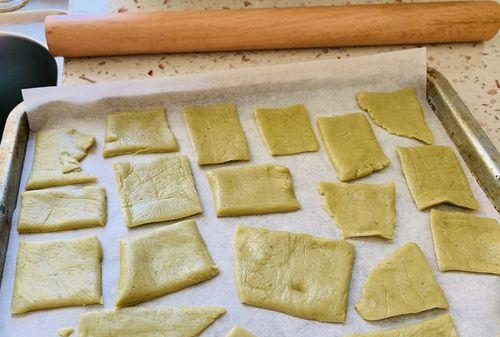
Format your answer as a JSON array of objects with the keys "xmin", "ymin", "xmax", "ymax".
[{"xmin": 45, "ymin": 1, "xmax": 500, "ymax": 57}]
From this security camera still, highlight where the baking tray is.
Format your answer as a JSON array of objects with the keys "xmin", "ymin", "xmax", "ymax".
[{"xmin": 0, "ymin": 66, "xmax": 498, "ymax": 335}]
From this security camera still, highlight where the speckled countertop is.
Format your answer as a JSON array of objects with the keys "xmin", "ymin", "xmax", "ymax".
[{"xmin": 65, "ymin": 0, "xmax": 500, "ymax": 149}]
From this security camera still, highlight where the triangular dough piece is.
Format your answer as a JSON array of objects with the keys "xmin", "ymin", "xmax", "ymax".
[
  {"xmin": 115, "ymin": 220, "xmax": 219, "ymax": 306},
  {"xmin": 430, "ymin": 209, "xmax": 500, "ymax": 275},
  {"xmin": 346, "ymin": 313, "xmax": 458, "ymax": 337},
  {"xmin": 26, "ymin": 128, "xmax": 96, "ymax": 190},
  {"xmin": 226, "ymin": 326, "xmax": 258, "ymax": 337},
  {"xmin": 355, "ymin": 242, "xmax": 448, "ymax": 320},
  {"xmin": 356, "ymin": 88, "xmax": 434, "ymax": 144},
  {"xmin": 77, "ymin": 306, "xmax": 225, "ymax": 337}
]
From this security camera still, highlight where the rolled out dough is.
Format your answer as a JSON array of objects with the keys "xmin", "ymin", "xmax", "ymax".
[
  {"xmin": 207, "ymin": 164, "xmax": 300, "ymax": 217},
  {"xmin": 430, "ymin": 209, "xmax": 500, "ymax": 275},
  {"xmin": 113, "ymin": 155, "xmax": 202, "ymax": 227},
  {"xmin": 183, "ymin": 103, "xmax": 250, "ymax": 165},
  {"xmin": 318, "ymin": 182, "xmax": 395, "ymax": 239},
  {"xmin": 234, "ymin": 225, "xmax": 355, "ymax": 323},
  {"xmin": 226, "ymin": 326, "xmax": 257, "ymax": 337},
  {"xmin": 115, "ymin": 220, "xmax": 219, "ymax": 307},
  {"xmin": 103, "ymin": 108, "xmax": 178, "ymax": 157},
  {"xmin": 17, "ymin": 186, "xmax": 106, "ymax": 233},
  {"xmin": 11, "ymin": 236, "xmax": 102, "ymax": 314},
  {"xmin": 25, "ymin": 128, "xmax": 96, "ymax": 190},
  {"xmin": 317, "ymin": 113, "xmax": 389, "ymax": 181},
  {"xmin": 255, "ymin": 104, "xmax": 319, "ymax": 156}
]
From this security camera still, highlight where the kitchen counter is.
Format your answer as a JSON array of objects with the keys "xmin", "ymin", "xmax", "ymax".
[{"xmin": 65, "ymin": 0, "xmax": 500, "ymax": 149}]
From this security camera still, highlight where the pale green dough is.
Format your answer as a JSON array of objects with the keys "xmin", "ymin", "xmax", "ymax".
[
  {"xmin": 226, "ymin": 326, "xmax": 257, "ymax": 337},
  {"xmin": 355, "ymin": 242, "xmax": 448, "ymax": 321},
  {"xmin": 58, "ymin": 327, "xmax": 74, "ymax": 337},
  {"xmin": 255, "ymin": 104, "xmax": 319, "ymax": 156},
  {"xmin": 357, "ymin": 88, "xmax": 434, "ymax": 144},
  {"xmin": 345, "ymin": 313, "xmax": 458, "ymax": 337}
]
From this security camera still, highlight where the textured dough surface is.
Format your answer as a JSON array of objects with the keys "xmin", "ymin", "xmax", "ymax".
[
  {"xmin": 397, "ymin": 145, "xmax": 478, "ymax": 210},
  {"xmin": 183, "ymin": 103, "xmax": 250, "ymax": 165},
  {"xmin": 103, "ymin": 108, "xmax": 178, "ymax": 157},
  {"xmin": 58, "ymin": 327, "xmax": 74, "ymax": 337},
  {"xmin": 113, "ymin": 156, "xmax": 202, "ymax": 227},
  {"xmin": 355, "ymin": 242, "xmax": 448, "ymax": 321},
  {"xmin": 77, "ymin": 306, "xmax": 226, "ymax": 337},
  {"xmin": 11, "ymin": 236, "xmax": 102, "ymax": 314},
  {"xmin": 26, "ymin": 128, "xmax": 96, "ymax": 190},
  {"xmin": 317, "ymin": 113, "xmax": 389, "ymax": 181},
  {"xmin": 115, "ymin": 219, "xmax": 219, "ymax": 306},
  {"xmin": 226, "ymin": 326, "xmax": 258, "ymax": 337},
  {"xmin": 255, "ymin": 104, "xmax": 319, "ymax": 156},
  {"xmin": 318, "ymin": 182, "xmax": 395, "ymax": 239},
  {"xmin": 430, "ymin": 209, "xmax": 500, "ymax": 275},
  {"xmin": 207, "ymin": 164, "xmax": 300, "ymax": 217},
  {"xmin": 345, "ymin": 313, "xmax": 458, "ymax": 337},
  {"xmin": 18, "ymin": 186, "xmax": 106, "ymax": 233},
  {"xmin": 234, "ymin": 225, "xmax": 355, "ymax": 323},
  {"xmin": 356, "ymin": 88, "xmax": 434, "ymax": 144}
]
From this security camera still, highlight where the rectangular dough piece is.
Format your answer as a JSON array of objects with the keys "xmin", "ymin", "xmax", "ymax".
[
  {"xmin": 18, "ymin": 186, "xmax": 106, "ymax": 233},
  {"xmin": 255, "ymin": 104, "xmax": 319, "ymax": 156},
  {"xmin": 115, "ymin": 220, "xmax": 219, "ymax": 307},
  {"xmin": 318, "ymin": 182, "xmax": 395, "ymax": 239},
  {"xmin": 234, "ymin": 225, "xmax": 355, "ymax": 323},
  {"xmin": 103, "ymin": 108, "xmax": 178, "ymax": 157},
  {"xmin": 113, "ymin": 156, "xmax": 202, "ymax": 227},
  {"xmin": 11, "ymin": 236, "xmax": 102, "ymax": 314},
  {"xmin": 396, "ymin": 145, "xmax": 479, "ymax": 210},
  {"xmin": 183, "ymin": 103, "xmax": 250, "ymax": 165},
  {"xmin": 317, "ymin": 113, "xmax": 389, "ymax": 181},
  {"xmin": 430, "ymin": 209, "xmax": 500, "ymax": 275},
  {"xmin": 26, "ymin": 128, "xmax": 96, "ymax": 190},
  {"xmin": 207, "ymin": 164, "xmax": 300, "ymax": 217}
]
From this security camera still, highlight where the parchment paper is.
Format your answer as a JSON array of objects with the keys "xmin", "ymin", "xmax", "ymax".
[{"xmin": 1, "ymin": 48, "xmax": 498, "ymax": 337}]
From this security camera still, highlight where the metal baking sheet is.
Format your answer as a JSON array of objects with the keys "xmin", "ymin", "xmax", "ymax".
[{"xmin": 0, "ymin": 48, "xmax": 498, "ymax": 337}]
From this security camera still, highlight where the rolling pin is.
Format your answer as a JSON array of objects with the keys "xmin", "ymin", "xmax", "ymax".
[{"xmin": 45, "ymin": 1, "xmax": 500, "ymax": 57}]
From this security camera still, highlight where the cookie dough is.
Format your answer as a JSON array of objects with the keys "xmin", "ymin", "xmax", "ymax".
[
  {"xmin": 317, "ymin": 113, "xmax": 389, "ymax": 181},
  {"xmin": 318, "ymin": 182, "xmax": 395, "ymax": 239},
  {"xmin": 18, "ymin": 186, "xmax": 106, "ymax": 233},
  {"xmin": 397, "ymin": 145, "xmax": 478, "ymax": 210},
  {"xmin": 11, "ymin": 236, "xmax": 102, "ymax": 314},
  {"xmin": 255, "ymin": 104, "xmax": 319, "ymax": 156},
  {"xmin": 430, "ymin": 209, "xmax": 500, "ymax": 275},
  {"xmin": 26, "ymin": 128, "xmax": 96, "ymax": 190},
  {"xmin": 113, "ymin": 156, "xmax": 202, "ymax": 227},
  {"xmin": 207, "ymin": 164, "xmax": 300, "ymax": 217},
  {"xmin": 355, "ymin": 242, "xmax": 448, "ymax": 321},
  {"xmin": 115, "ymin": 220, "xmax": 219, "ymax": 307},
  {"xmin": 58, "ymin": 327, "xmax": 74, "ymax": 337},
  {"xmin": 77, "ymin": 306, "xmax": 226, "ymax": 337},
  {"xmin": 183, "ymin": 103, "xmax": 250, "ymax": 165},
  {"xmin": 356, "ymin": 88, "xmax": 434, "ymax": 144},
  {"xmin": 234, "ymin": 225, "xmax": 355, "ymax": 323},
  {"xmin": 226, "ymin": 326, "xmax": 257, "ymax": 337},
  {"xmin": 103, "ymin": 108, "xmax": 178, "ymax": 157},
  {"xmin": 345, "ymin": 313, "xmax": 458, "ymax": 337}
]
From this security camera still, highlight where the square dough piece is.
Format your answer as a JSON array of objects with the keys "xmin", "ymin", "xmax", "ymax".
[
  {"xmin": 255, "ymin": 104, "xmax": 319, "ymax": 156},
  {"xmin": 77, "ymin": 306, "xmax": 226, "ymax": 337},
  {"xmin": 113, "ymin": 156, "xmax": 202, "ymax": 227},
  {"xmin": 26, "ymin": 128, "xmax": 96, "ymax": 190},
  {"xmin": 396, "ymin": 145, "xmax": 479, "ymax": 210},
  {"xmin": 430, "ymin": 209, "xmax": 500, "ymax": 275},
  {"xmin": 318, "ymin": 182, "xmax": 395, "ymax": 239},
  {"xmin": 356, "ymin": 88, "xmax": 434, "ymax": 144},
  {"xmin": 183, "ymin": 103, "xmax": 250, "ymax": 165},
  {"xmin": 116, "ymin": 220, "xmax": 219, "ymax": 306},
  {"xmin": 103, "ymin": 108, "xmax": 178, "ymax": 158},
  {"xmin": 317, "ymin": 113, "xmax": 389, "ymax": 181},
  {"xmin": 18, "ymin": 186, "xmax": 107, "ymax": 233},
  {"xmin": 207, "ymin": 164, "xmax": 300, "ymax": 217},
  {"xmin": 11, "ymin": 236, "xmax": 102, "ymax": 314},
  {"xmin": 234, "ymin": 225, "xmax": 355, "ymax": 323}
]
